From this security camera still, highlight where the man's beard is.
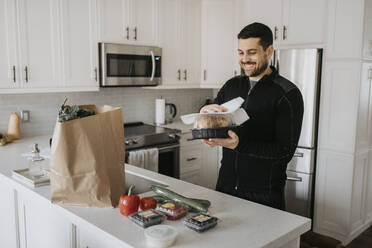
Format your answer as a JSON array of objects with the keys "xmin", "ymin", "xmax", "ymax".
[{"xmin": 242, "ymin": 54, "xmax": 269, "ymax": 77}]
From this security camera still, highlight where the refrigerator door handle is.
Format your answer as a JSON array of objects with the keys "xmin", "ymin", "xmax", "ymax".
[{"xmin": 287, "ymin": 176, "xmax": 302, "ymax": 182}]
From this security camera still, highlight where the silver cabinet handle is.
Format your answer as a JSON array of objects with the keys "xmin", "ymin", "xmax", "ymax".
[
  {"xmin": 183, "ymin": 69, "xmax": 187, "ymax": 80},
  {"xmin": 94, "ymin": 67, "xmax": 98, "ymax": 82},
  {"xmin": 287, "ymin": 176, "xmax": 302, "ymax": 182},
  {"xmin": 126, "ymin": 26, "xmax": 129, "ymax": 40},
  {"xmin": 293, "ymin": 152, "xmax": 304, "ymax": 158},
  {"xmin": 203, "ymin": 70, "xmax": 207, "ymax": 81},
  {"xmin": 12, "ymin": 65, "xmax": 16, "ymax": 83},
  {"xmin": 186, "ymin": 157, "xmax": 197, "ymax": 162},
  {"xmin": 274, "ymin": 26, "xmax": 278, "ymax": 40},
  {"xmin": 24, "ymin": 66, "xmax": 28, "ymax": 83},
  {"xmin": 283, "ymin": 25, "xmax": 287, "ymax": 40},
  {"xmin": 177, "ymin": 69, "xmax": 181, "ymax": 80},
  {"xmin": 368, "ymin": 68, "xmax": 372, "ymax": 79},
  {"xmin": 150, "ymin": 51, "xmax": 155, "ymax": 81},
  {"xmin": 133, "ymin": 27, "xmax": 137, "ymax": 40},
  {"xmin": 186, "ymin": 138, "xmax": 194, "ymax": 141}
]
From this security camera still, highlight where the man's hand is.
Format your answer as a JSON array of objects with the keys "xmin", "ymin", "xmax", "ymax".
[
  {"xmin": 200, "ymin": 104, "xmax": 227, "ymax": 113},
  {"xmin": 202, "ymin": 130, "xmax": 239, "ymax": 150}
]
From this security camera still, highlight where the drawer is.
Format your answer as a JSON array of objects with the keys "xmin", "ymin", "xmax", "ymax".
[
  {"xmin": 180, "ymin": 132, "xmax": 201, "ymax": 146},
  {"xmin": 180, "ymin": 147, "xmax": 202, "ymax": 174}
]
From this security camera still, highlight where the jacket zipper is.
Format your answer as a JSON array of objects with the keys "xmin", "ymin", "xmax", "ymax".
[{"xmin": 234, "ymin": 151, "xmax": 239, "ymax": 190}]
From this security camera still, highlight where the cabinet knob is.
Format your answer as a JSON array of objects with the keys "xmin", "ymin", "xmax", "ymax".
[
  {"xmin": 12, "ymin": 65, "xmax": 16, "ymax": 83},
  {"xmin": 203, "ymin": 70, "xmax": 207, "ymax": 81},
  {"xmin": 183, "ymin": 69, "xmax": 187, "ymax": 80},
  {"xmin": 187, "ymin": 157, "xmax": 197, "ymax": 162},
  {"xmin": 24, "ymin": 66, "xmax": 28, "ymax": 83},
  {"xmin": 126, "ymin": 26, "xmax": 130, "ymax": 40},
  {"xmin": 94, "ymin": 67, "xmax": 98, "ymax": 82},
  {"xmin": 177, "ymin": 69, "xmax": 181, "ymax": 80},
  {"xmin": 274, "ymin": 26, "xmax": 278, "ymax": 40},
  {"xmin": 283, "ymin": 25, "xmax": 287, "ymax": 40},
  {"xmin": 133, "ymin": 27, "xmax": 137, "ymax": 40}
]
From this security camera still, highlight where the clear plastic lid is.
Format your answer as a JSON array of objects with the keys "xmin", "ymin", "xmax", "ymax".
[
  {"xmin": 144, "ymin": 225, "xmax": 177, "ymax": 248},
  {"xmin": 193, "ymin": 113, "xmax": 234, "ymax": 129}
]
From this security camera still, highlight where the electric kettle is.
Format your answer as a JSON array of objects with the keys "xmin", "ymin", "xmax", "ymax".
[{"xmin": 165, "ymin": 103, "xmax": 177, "ymax": 124}]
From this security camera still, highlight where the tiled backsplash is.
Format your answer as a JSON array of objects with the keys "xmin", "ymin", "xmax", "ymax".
[{"xmin": 0, "ymin": 88, "xmax": 213, "ymax": 137}]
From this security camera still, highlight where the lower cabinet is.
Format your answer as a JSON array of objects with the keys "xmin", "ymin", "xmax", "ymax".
[
  {"xmin": 77, "ymin": 226, "xmax": 124, "ymax": 248},
  {"xmin": 0, "ymin": 179, "xmax": 18, "ymax": 248},
  {"xmin": 17, "ymin": 190, "xmax": 73, "ymax": 248},
  {"xmin": 179, "ymin": 132, "xmax": 219, "ymax": 189}
]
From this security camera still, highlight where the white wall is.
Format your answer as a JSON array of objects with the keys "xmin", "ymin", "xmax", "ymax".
[{"xmin": 0, "ymin": 88, "xmax": 213, "ymax": 137}]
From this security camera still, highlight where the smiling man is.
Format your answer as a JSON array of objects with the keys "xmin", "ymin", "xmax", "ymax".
[{"xmin": 200, "ymin": 22, "xmax": 304, "ymax": 210}]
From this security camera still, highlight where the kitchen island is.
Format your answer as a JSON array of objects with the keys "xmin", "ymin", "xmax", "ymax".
[{"xmin": 0, "ymin": 135, "xmax": 310, "ymax": 248}]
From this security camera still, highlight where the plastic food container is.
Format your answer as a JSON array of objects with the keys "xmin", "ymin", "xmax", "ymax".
[
  {"xmin": 156, "ymin": 202, "xmax": 188, "ymax": 220},
  {"xmin": 129, "ymin": 209, "xmax": 166, "ymax": 228},
  {"xmin": 191, "ymin": 113, "xmax": 237, "ymax": 139},
  {"xmin": 144, "ymin": 225, "xmax": 177, "ymax": 248},
  {"xmin": 183, "ymin": 214, "xmax": 218, "ymax": 232}
]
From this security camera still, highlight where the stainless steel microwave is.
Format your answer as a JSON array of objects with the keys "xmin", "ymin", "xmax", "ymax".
[{"xmin": 98, "ymin": 43, "xmax": 161, "ymax": 87}]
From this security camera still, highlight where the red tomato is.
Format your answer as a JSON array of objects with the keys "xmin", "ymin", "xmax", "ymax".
[
  {"xmin": 140, "ymin": 197, "xmax": 157, "ymax": 210},
  {"xmin": 119, "ymin": 185, "xmax": 140, "ymax": 216}
]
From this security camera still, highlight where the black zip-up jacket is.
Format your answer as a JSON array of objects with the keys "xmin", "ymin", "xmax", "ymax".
[{"xmin": 214, "ymin": 67, "xmax": 304, "ymax": 194}]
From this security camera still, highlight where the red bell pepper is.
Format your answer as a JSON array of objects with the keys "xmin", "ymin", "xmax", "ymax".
[
  {"xmin": 119, "ymin": 185, "xmax": 140, "ymax": 216},
  {"xmin": 140, "ymin": 197, "xmax": 157, "ymax": 210}
]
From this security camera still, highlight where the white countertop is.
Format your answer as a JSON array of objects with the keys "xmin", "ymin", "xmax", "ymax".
[{"xmin": 0, "ymin": 135, "xmax": 311, "ymax": 248}]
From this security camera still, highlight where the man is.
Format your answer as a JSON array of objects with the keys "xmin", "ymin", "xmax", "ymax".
[{"xmin": 200, "ymin": 22, "xmax": 304, "ymax": 210}]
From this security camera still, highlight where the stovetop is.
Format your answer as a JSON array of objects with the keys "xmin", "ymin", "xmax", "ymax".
[{"xmin": 124, "ymin": 122, "xmax": 180, "ymax": 150}]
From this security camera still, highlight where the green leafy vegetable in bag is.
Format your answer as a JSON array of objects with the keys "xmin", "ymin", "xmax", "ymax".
[{"xmin": 58, "ymin": 98, "xmax": 95, "ymax": 122}]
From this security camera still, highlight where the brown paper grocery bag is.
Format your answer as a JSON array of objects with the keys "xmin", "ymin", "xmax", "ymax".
[{"xmin": 50, "ymin": 105, "xmax": 126, "ymax": 208}]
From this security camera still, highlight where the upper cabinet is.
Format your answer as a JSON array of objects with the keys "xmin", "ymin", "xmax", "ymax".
[
  {"xmin": 60, "ymin": 0, "xmax": 99, "ymax": 89},
  {"xmin": 363, "ymin": 0, "xmax": 372, "ymax": 59},
  {"xmin": 200, "ymin": 0, "xmax": 235, "ymax": 88},
  {"xmin": 0, "ymin": 0, "xmax": 99, "ymax": 93},
  {"xmin": 99, "ymin": 0, "xmax": 159, "ymax": 46},
  {"xmin": 159, "ymin": 0, "xmax": 200, "ymax": 87},
  {"xmin": 237, "ymin": 0, "xmax": 327, "ymax": 47}
]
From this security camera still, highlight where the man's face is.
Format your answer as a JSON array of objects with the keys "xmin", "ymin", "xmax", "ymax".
[{"xmin": 238, "ymin": 38, "xmax": 273, "ymax": 78}]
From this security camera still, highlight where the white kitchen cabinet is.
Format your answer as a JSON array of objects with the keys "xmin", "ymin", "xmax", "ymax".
[
  {"xmin": 179, "ymin": 132, "xmax": 219, "ymax": 189},
  {"xmin": 77, "ymin": 226, "xmax": 123, "ymax": 248},
  {"xmin": 99, "ymin": 0, "xmax": 158, "ymax": 46},
  {"xmin": 200, "ymin": 0, "xmax": 235, "ymax": 89},
  {"xmin": 0, "ymin": 179, "xmax": 18, "ymax": 248},
  {"xmin": 17, "ymin": 191, "xmax": 73, "ymax": 248},
  {"xmin": 17, "ymin": 0, "xmax": 61, "ymax": 89},
  {"xmin": 236, "ymin": 0, "xmax": 326, "ymax": 47},
  {"xmin": 363, "ymin": 0, "xmax": 372, "ymax": 59},
  {"xmin": 0, "ymin": 0, "xmax": 18, "ymax": 90},
  {"xmin": 160, "ymin": 0, "xmax": 200, "ymax": 87},
  {"xmin": 60, "ymin": 0, "xmax": 99, "ymax": 90}
]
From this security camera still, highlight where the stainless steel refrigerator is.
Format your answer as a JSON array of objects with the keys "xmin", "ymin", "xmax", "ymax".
[{"xmin": 271, "ymin": 48, "xmax": 323, "ymax": 218}]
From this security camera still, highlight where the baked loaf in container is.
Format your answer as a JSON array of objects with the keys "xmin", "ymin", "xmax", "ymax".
[{"xmin": 192, "ymin": 114, "xmax": 237, "ymax": 139}]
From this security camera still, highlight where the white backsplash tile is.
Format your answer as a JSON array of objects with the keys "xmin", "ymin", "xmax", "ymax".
[{"xmin": 0, "ymin": 88, "xmax": 213, "ymax": 137}]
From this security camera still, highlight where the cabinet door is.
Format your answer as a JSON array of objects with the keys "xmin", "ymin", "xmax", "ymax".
[
  {"xmin": 184, "ymin": 0, "xmax": 201, "ymax": 85},
  {"xmin": 18, "ymin": 192, "xmax": 72, "ymax": 248},
  {"xmin": 236, "ymin": 0, "xmax": 282, "ymax": 44},
  {"xmin": 98, "ymin": 0, "xmax": 128, "ymax": 42},
  {"xmin": 0, "ymin": 0, "xmax": 19, "ymax": 90},
  {"xmin": 363, "ymin": 0, "xmax": 372, "ymax": 59},
  {"xmin": 159, "ymin": 0, "xmax": 182, "ymax": 85},
  {"xmin": 201, "ymin": 146, "xmax": 219, "ymax": 189},
  {"xmin": 201, "ymin": 0, "xmax": 235, "ymax": 88},
  {"xmin": 130, "ymin": 0, "xmax": 158, "ymax": 45},
  {"xmin": 0, "ymin": 180, "xmax": 18, "ymax": 248},
  {"xmin": 17, "ymin": 0, "xmax": 61, "ymax": 88},
  {"xmin": 281, "ymin": 0, "xmax": 326, "ymax": 45},
  {"xmin": 77, "ymin": 226, "xmax": 123, "ymax": 248},
  {"xmin": 60, "ymin": 0, "xmax": 99, "ymax": 89}
]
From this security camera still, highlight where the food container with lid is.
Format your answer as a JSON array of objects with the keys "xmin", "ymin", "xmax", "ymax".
[
  {"xmin": 129, "ymin": 209, "xmax": 166, "ymax": 228},
  {"xmin": 144, "ymin": 225, "xmax": 177, "ymax": 248},
  {"xmin": 156, "ymin": 202, "xmax": 188, "ymax": 220},
  {"xmin": 183, "ymin": 213, "xmax": 218, "ymax": 232},
  {"xmin": 181, "ymin": 97, "xmax": 249, "ymax": 139}
]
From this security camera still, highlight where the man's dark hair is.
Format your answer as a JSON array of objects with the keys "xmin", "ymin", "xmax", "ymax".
[{"xmin": 237, "ymin": 22, "xmax": 273, "ymax": 50}]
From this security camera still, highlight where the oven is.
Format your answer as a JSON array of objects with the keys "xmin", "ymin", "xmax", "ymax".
[
  {"xmin": 123, "ymin": 122, "xmax": 180, "ymax": 179},
  {"xmin": 99, "ymin": 43, "xmax": 161, "ymax": 87},
  {"xmin": 125, "ymin": 142, "xmax": 180, "ymax": 179}
]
